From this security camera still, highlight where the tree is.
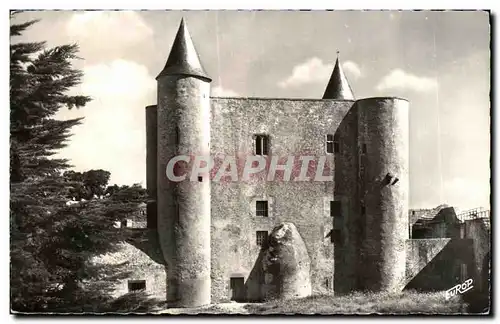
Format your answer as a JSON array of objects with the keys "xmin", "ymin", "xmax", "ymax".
[
  {"xmin": 10, "ymin": 12, "xmax": 147, "ymax": 312},
  {"xmin": 63, "ymin": 169, "xmax": 111, "ymax": 200},
  {"xmin": 10, "ymin": 11, "xmax": 91, "ymax": 311}
]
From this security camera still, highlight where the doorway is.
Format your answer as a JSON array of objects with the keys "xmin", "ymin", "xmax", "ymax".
[{"xmin": 229, "ymin": 277, "xmax": 245, "ymax": 301}]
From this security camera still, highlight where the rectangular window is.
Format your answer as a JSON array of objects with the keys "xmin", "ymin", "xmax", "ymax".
[
  {"xmin": 175, "ymin": 202, "xmax": 180, "ymax": 223},
  {"xmin": 326, "ymin": 134, "xmax": 340, "ymax": 153},
  {"xmin": 330, "ymin": 201, "xmax": 342, "ymax": 217},
  {"xmin": 121, "ymin": 220, "xmax": 128, "ymax": 228},
  {"xmin": 361, "ymin": 205, "xmax": 366, "ymax": 216},
  {"xmin": 326, "ymin": 134, "xmax": 334, "ymax": 153},
  {"xmin": 255, "ymin": 135, "xmax": 269, "ymax": 155},
  {"xmin": 256, "ymin": 201, "xmax": 269, "ymax": 217},
  {"xmin": 198, "ymin": 176, "xmax": 203, "ymax": 182},
  {"xmin": 362, "ymin": 143, "xmax": 367, "ymax": 154},
  {"xmin": 256, "ymin": 231, "xmax": 268, "ymax": 247},
  {"xmin": 128, "ymin": 280, "xmax": 146, "ymax": 292}
]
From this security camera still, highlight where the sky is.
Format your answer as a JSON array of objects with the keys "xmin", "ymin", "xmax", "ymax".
[{"xmin": 11, "ymin": 10, "xmax": 491, "ymax": 211}]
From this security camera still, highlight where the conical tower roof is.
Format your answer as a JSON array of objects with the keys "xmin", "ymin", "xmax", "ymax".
[
  {"xmin": 322, "ymin": 53, "xmax": 354, "ymax": 100},
  {"xmin": 156, "ymin": 18, "xmax": 211, "ymax": 82}
]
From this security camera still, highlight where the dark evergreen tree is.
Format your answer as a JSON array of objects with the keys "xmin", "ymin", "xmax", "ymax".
[
  {"xmin": 63, "ymin": 169, "xmax": 111, "ymax": 200},
  {"xmin": 10, "ymin": 12, "xmax": 147, "ymax": 312}
]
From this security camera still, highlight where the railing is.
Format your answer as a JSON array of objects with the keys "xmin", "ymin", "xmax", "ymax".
[
  {"xmin": 456, "ymin": 207, "xmax": 490, "ymax": 221},
  {"xmin": 456, "ymin": 207, "xmax": 490, "ymax": 231}
]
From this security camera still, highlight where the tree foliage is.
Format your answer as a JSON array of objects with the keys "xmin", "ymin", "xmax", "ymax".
[{"xmin": 10, "ymin": 12, "xmax": 147, "ymax": 312}]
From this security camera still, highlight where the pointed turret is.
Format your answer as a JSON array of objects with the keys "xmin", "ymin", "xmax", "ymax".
[
  {"xmin": 156, "ymin": 17, "xmax": 212, "ymax": 308},
  {"xmin": 322, "ymin": 52, "xmax": 354, "ymax": 100},
  {"xmin": 156, "ymin": 18, "xmax": 211, "ymax": 81}
]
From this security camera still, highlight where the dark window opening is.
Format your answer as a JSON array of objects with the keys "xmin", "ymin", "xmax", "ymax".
[
  {"xmin": 121, "ymin": 220, "xmax": 128, "ymax": 228},
  {"xmin": 175, "ymin": 202, "xmax": 180, "ymax": 223},
  {"xmin": 362, "ymin": 143, "xmax": 367, "ymax": 154},
  {"xmin": 326, "ymin": 134, "xmax": 333, "ymax": 153},
  {"xmin": 256, "ymin": 200, "xmax": 269, "ymax": 217},
  {"xmin": 326, "ymin": 134, "xmax": 340, "ymax": 153},
  {"xmin": 330, "ymin": 201, "xmax": 342, "ymax": 217},
  {"xmin": 255, "ymin": 135, "xmax": 269, "ymax": 155},
  {"xmin": 198, "ymin": 176, "xmax": 203, "ymax": 182},
  {"xmin": 361, "ymin": 205, "xmax": 366, "ymax": 216},
  {"xmin": 256, "ymin": 231, "xmax": 268, "ymax": 247},
  {"xmin": 229, "ymin": 277, "xmax": 245, "ymax": 301},
  {"xmin": 128, "ymin": 280, "xmax": 146, "ymax": 292},
  {"xmin": 326, "ymin": 142, "xmax": 334, "ymax": 154}
]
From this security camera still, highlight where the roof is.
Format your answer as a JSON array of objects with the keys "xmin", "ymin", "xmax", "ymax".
[
  {"xmin": 322, "ymin": 55, "xmax": 355, "ymax": 100},
  {"xmin": 410, "ymin": 204, "xmax": 451, "ymax": 225},
  {"xmin": 156, "ymin": 18, "xmax": 211, "ymax": 82}
]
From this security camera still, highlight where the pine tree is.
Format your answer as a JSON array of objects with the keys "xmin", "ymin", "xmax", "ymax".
[
  {"xmin": 10, "ymin": 12, "xmax": 147, "ymax": 312},
  {"xmin": 10, "ymin": 11, "xmax": 91, "ymax": 311}
]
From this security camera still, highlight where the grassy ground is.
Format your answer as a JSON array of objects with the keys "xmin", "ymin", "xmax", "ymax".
[
  {"xmin": 242, "ymin": 291, "xmax": 466, "ymax": 315},
  {"xmin": 155, "ymin": 290, "xmax": 469, "ymax": 315}
]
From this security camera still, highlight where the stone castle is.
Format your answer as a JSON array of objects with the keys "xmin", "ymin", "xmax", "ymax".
[{"xmin": 93, "ymin": 18, "xmax": 490, "ymax": 308}]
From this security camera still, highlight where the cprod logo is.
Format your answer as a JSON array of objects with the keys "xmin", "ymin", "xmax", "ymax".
[{"xmin": 445, "ymin": 278, "xmax": 473, "ymax": 300}]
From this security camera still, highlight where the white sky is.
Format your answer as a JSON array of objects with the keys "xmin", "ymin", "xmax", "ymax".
[{"xmin": 11, "ymin": 10, "xmax": 491, "ymax": 211}]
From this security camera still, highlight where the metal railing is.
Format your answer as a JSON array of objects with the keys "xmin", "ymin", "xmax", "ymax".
[
  {"xmin": 456, "ymin": 207, "xmax": 490, "ymax": 230},
  {"xmin": 456, "ymin": 207, "xmax": 490, "ymax": 221}
]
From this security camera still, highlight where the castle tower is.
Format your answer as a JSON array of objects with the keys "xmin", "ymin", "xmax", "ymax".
[
  {"xmin": 356, "ymin": 97, "xmax": 409, "ymax": 292},
  {"xmin": 322, "ymin": 52, "xmax": 355, "ymax": 100},
  {"xmin": 156, "ymin": 18, "xmax": 212, "ymax": 307}
]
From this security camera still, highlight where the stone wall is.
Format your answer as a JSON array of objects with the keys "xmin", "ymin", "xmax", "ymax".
[
  {"xmin": 465, "ymin": 219, "xmax": 490, "ymax": 292},
  {"xmin": 89, "ymin": 231, "xmax": 166, "ymax": 299},
  {"xmin": 209, "ymin": 97, "xmax": 354, "ymax": 301},
  {"xmin": 405, "ymin": 238, "xmax": 474, "ymax": 292}
]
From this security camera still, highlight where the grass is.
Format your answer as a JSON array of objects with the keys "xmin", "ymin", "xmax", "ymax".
[
  {"xmin": 242, "ymin": 290, "xmax": 467, "ymax": 315},
  {"xmin": 104, "ymin": 290, "xmax": 486, "ymax": 315}
]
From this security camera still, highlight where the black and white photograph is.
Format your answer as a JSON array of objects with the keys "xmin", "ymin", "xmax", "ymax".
[{"xmin": 9, "ymin": 8, "xmax": 491, "ymax": 315}]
